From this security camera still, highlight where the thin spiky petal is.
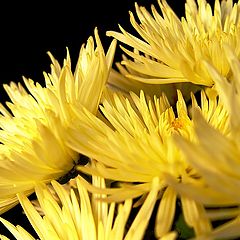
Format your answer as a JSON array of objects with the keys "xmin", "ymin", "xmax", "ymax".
[
  {"xmin": 0, "ymin": 29, "xmax": 116, "ymax": 214},
  {"xmin": 107, "ymin": 0, "xmax": 240, "ymax": 86}
]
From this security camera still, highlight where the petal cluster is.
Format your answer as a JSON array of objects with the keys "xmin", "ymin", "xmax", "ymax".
[
  {"xmin": 0, "ymin": 29, "xmax": 116, "ymax": 214},
  {"xmin": 0, "ymin": 177, "xmax": 169, "ymax": 240},
  {"xmin": 107, "ymin": 0, "xmax": 240, "ymax": 86},
  {"xmin": 2, "ymin": 0, "xmax": 240, "ymax": 240},
  {"xmin": 66, "ymin": 87, "xmax": 229, "ymax": 237}
]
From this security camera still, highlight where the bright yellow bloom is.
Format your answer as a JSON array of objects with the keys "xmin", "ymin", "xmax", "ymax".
[
  {"xmin": 174, "ymin": 109, "xmax": 240, "ymax": 240},
  {"xmin": 66, "ymin": 88, "xmax": 229, "ymax": 238},
  {"xmin": 0, "ymin": 29, "xmax": 116, "ymax": 214},
  {"xmin": 172, "ymin": 41, "xmax": 240, "ymax": 240},
  {"xmin": 0, "ymin": 177, "xmax": 176, "ymax": 240},
  {"xmin": 173, "ymin": 45, "xmax": 240, "ymax": 204},
  {"xmin": 107, "ymin": 0, "xmax": 240, "ymax": 86},
  {"xmin": 0, "ymin": 87, "xmax": 78, "ymax": 214}
]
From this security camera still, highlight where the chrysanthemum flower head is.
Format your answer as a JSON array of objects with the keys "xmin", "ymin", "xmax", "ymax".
[
  {"xmin": 173, "ymin": 108, "xmax": 240, "ymax": 240},
  {"xmin": 107, "ymin": 0, "xmax": 240, "ymax": 86},
  {"xmin": 0, "ymin": 29, "xmax": 116, "ymax": 214},
  {"xmin": 0, "ymin": 176, "xmax": 175, "ymax": 240},
  {"xmin": 0, "ymin": 104, "xmax": 77, "ymax": 214},
  {"xmin": 66, "ymin": 87, "xmax": 230, "ymax": 238},
  {"xmin": 172, "ymin": 45, "xmax": 240, "ymax": 239}
]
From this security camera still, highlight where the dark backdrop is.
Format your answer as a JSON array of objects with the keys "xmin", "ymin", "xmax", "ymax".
[
  {"xmin": 0, "ymin": 0, "xmax": 186, "ymax": 93},
  {"xmin": 0, "ymin": 0, "xmax": 215, "ymax": 238}
]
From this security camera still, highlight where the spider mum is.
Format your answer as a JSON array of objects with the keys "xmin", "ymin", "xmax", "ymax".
[
  {"xmin": 107, "ymin": 0, "xmax": 240, "ymax": 86},
  {"xmin": 66, "ymin": 87, "xmax": 229, "ymax": 238},
  {"xmin": 0, "ymin": 29, "xmax": 116, "ymax": 214}
]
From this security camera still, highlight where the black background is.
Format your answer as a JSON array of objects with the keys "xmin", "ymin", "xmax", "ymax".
[
  {"xmin": 0, "ymin": 0, "xmax": 186, "ymax": 101},
  {"xmin": 0, "ymin": 0, "xmax": 216, "ymax": 238}
]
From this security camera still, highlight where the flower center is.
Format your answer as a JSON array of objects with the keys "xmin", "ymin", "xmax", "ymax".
[{"xmin": 171, "ymin": 118, "xmax": 184, "ymax": 130}]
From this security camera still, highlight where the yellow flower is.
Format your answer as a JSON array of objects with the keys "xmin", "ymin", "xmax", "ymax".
[
  {"xmin": 172, "ymin": 43, "xmax": 240, "ymax": 240},
  {"xmin": 0, "ymin": 177, "xmax": 176, "ymax": 240},
  {"xmin": 107, "ymin": 0, "xmax": 240, "ymax": 86},
  {"xmin": 0, "ymin": 90, "xmax": 78, "ymax": 214},
  {"xmin": 66, "ymin": 88, "xmax": 229, "ymax": 238},
  {"xmin": 174, "ymin": 45, "xmax": 240, "ymax": 202},
  {"xmin": 174, "ymin": 109, "xmax": 240, "ymax": 240},
  {"xmin": 0, "ymin": 29, "xmax": 116, "ymax": 214}
]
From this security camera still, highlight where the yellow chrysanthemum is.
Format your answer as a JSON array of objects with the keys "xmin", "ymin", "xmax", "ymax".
[
  {"xmin": 0, "ymin": 29, "xmax": 116, "ymax": 214},
  {"xmin": 173, "ymin": 109, "xmax": 240, "ymax": 240},
  {"xmin": 66, "ymin": 88, "xmax": 229, "ymax": 238},
  {"xmin": 173, "ymin": 45, "xmax": 240, "ymax": 204},
  {"xmin": 0, "ymin": 177, "xmax": 177, "ymax": 240},
  {"xmin": 0, "ymin": 83, "xmax": 79, "ymax": 214},
  {"xmin": 172, "ymin": 40, "xmax": 240, "ymax": 240},
  {"xmin": 107, "ymin": 0, "xmax": 240, "ymax": 86}
]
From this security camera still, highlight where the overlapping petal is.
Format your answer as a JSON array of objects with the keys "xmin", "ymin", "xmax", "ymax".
[
  {"xmin": 174, "ymin": 38, "xmax": 240, "ymax": 240},
  {"xmin": 0, "ymin": 29, "xmax": 116, "ymax": 214},
  {"xmin": 107, "ymin": 0, "xmax": 240, "ymax": 86},
  {"xmin": 0, "ymin": 177, "xmax": 171, "ymax": 240},
  {"xmin": 66, "ymin": 87, "xmax": 228, "ymax": 237}
]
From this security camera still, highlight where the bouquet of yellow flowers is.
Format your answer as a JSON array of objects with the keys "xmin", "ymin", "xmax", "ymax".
[{"xmin": 1, "ymin": 0, "xmax": 240, "ymax": 239}]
